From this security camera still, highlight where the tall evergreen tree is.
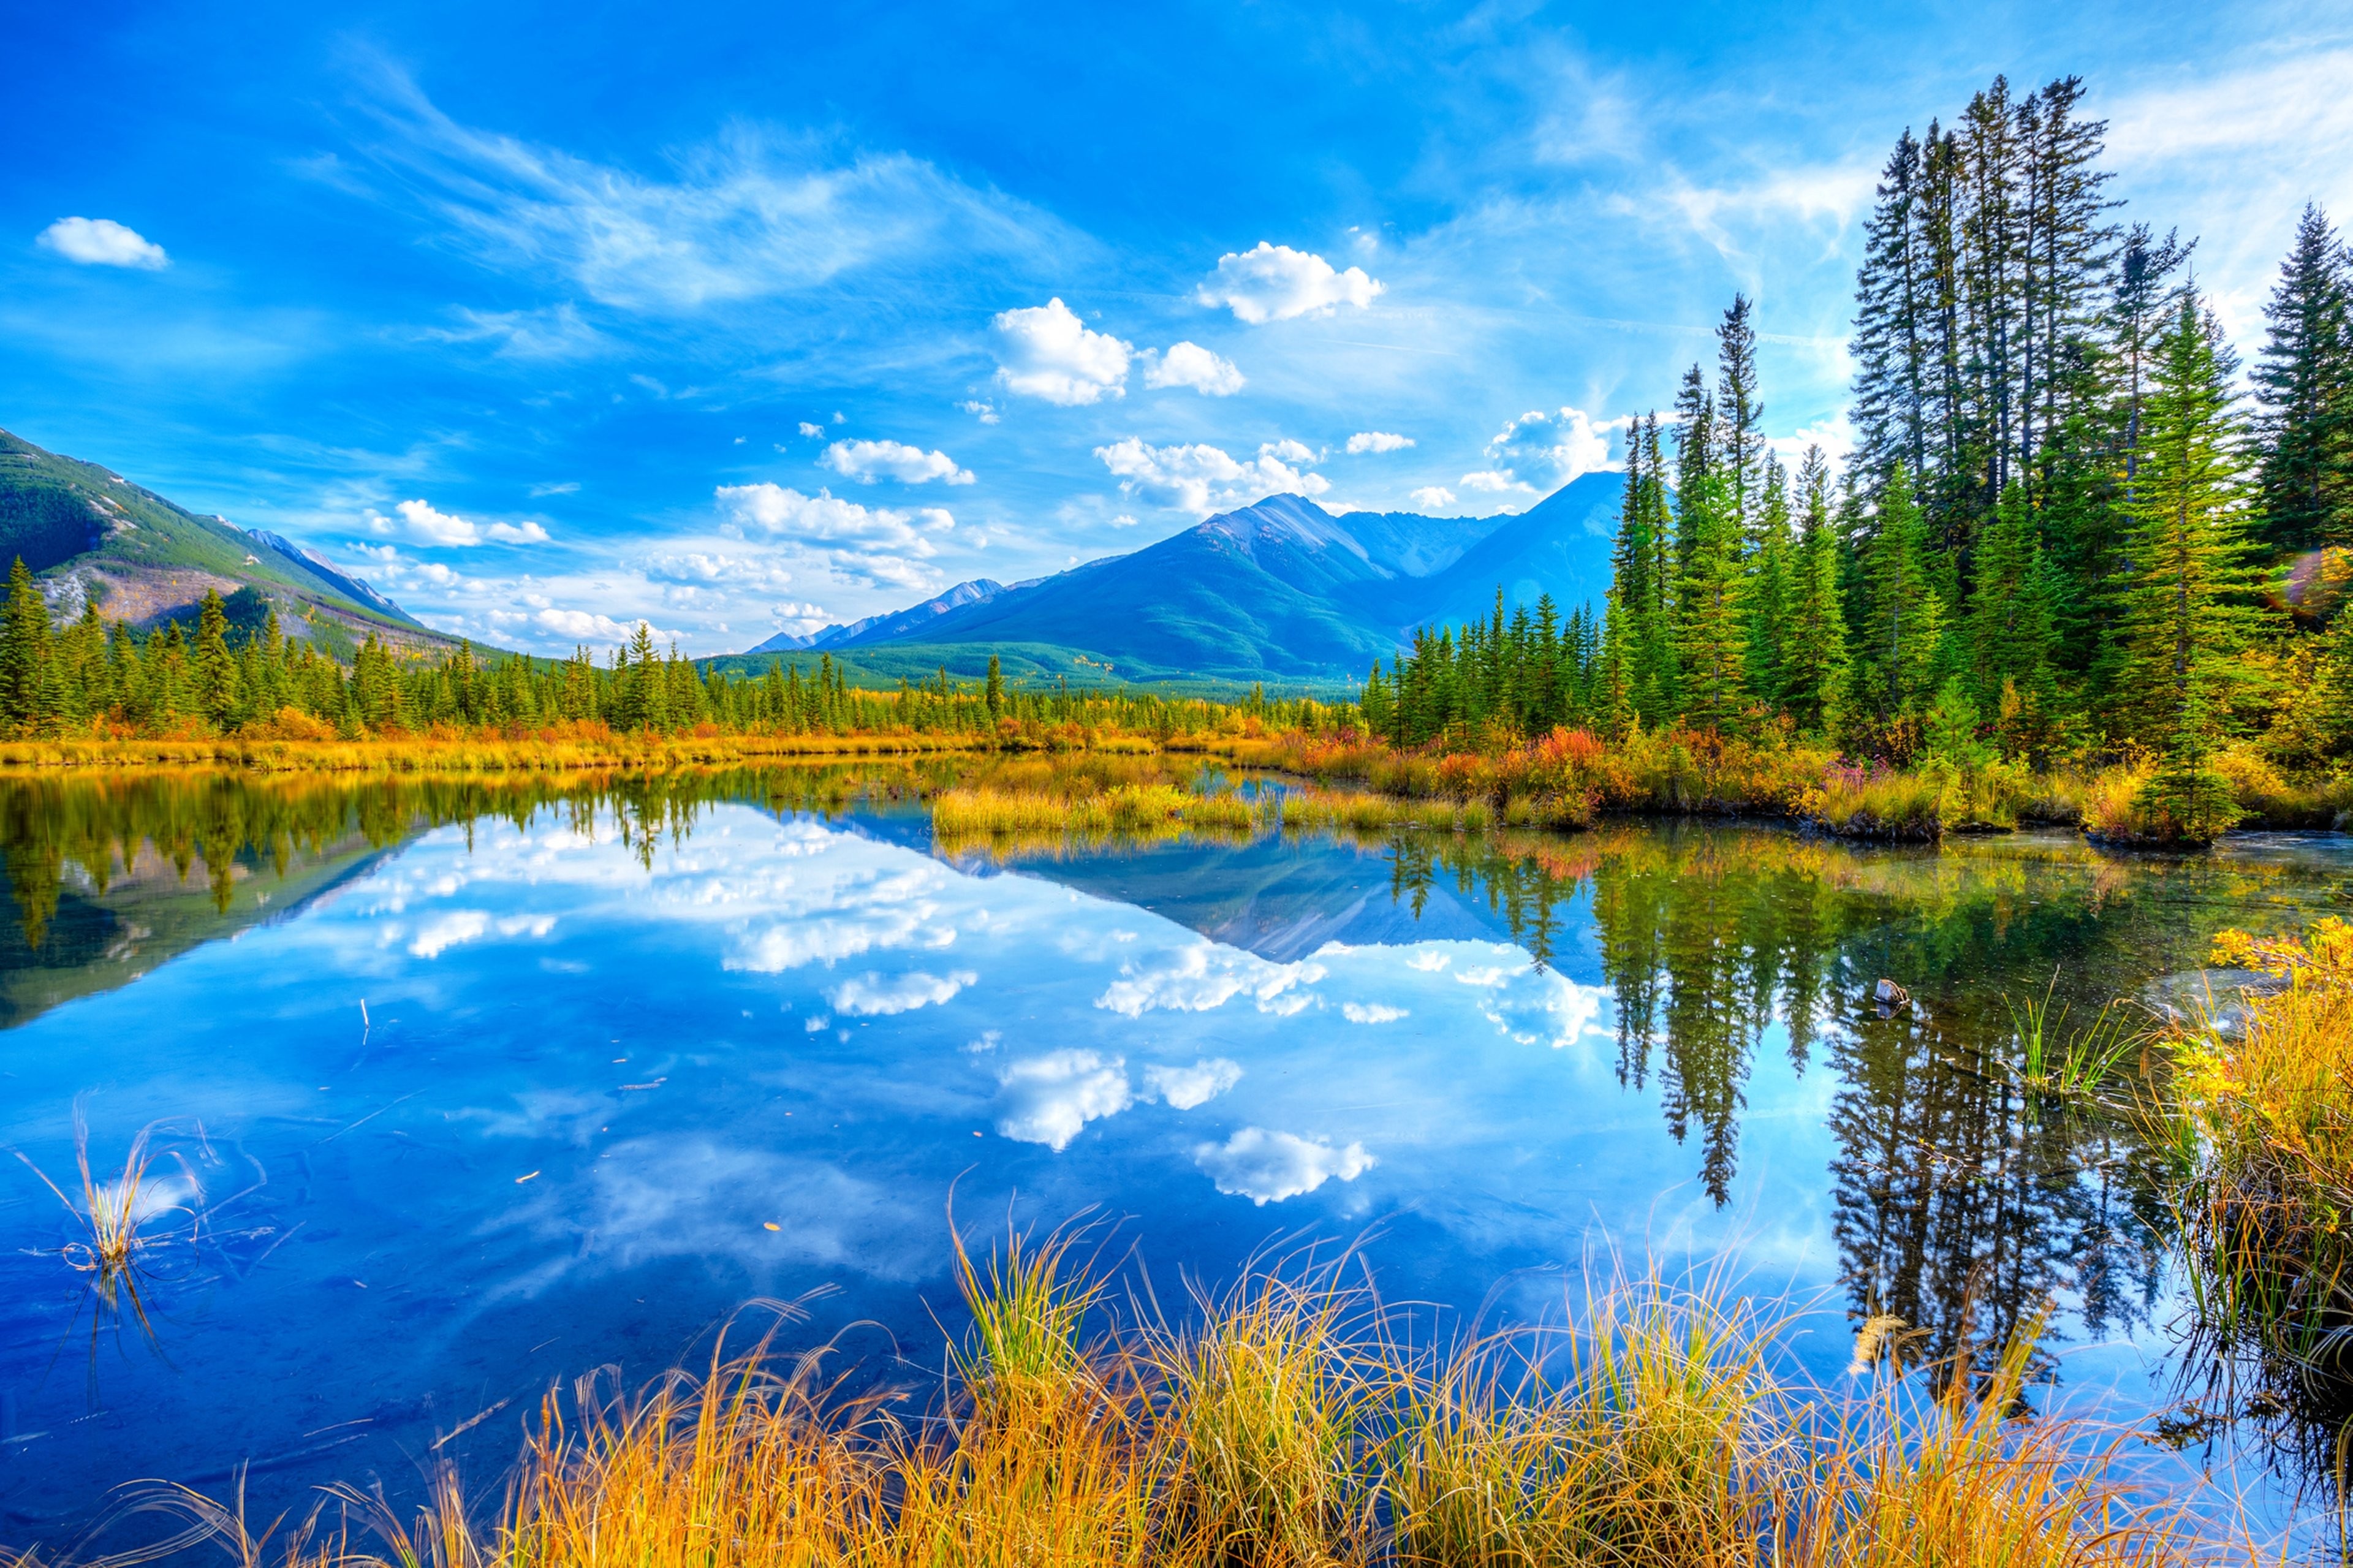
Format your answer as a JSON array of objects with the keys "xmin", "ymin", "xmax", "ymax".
[
  {"xmin": 193, "ymin": 589, "xmax": 239, "ymax": 728},
  {"xmin": 1672, "ymin": 471, "xmax": 1748, "ymax": 732},
  {"xmin": 1780, "ymin": 449, "xmax": 1851, "ymax": 736},
  {"xmin": 0, "ymin": 559, "xmax": 50, "ymax": 735},
  {"xmin": 1855, "ymin": 465, "xmax": 1942, "ymax": 744},
  {"xmin": 2253, "ymin": 203, "xmax": 2353, "ymax": 558},
  {"xmin": 1966, "ymin": 484, "xmax": 2063, "ymax": 759},
  {"xmin": 1715, "ymin": 295, "xmax": 1767, "ymax": 535},
  {"xmin": 2113, "ymin": 295, "xmax": 2272, "ymax": 831},
  {"xmin": 1743, "ymin": 458, "xmax": 1794, "ymax": 711}
]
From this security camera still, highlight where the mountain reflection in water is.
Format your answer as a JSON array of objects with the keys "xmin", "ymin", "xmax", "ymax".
[{"xmin": 0, "ymin": 763, "xmax": 2347, "ymax": 1540}]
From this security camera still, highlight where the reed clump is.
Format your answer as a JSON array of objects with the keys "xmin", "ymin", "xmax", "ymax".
[{"xmin": 63, "ymin": 1239, "xmax": 2245, "ymax": 1568}]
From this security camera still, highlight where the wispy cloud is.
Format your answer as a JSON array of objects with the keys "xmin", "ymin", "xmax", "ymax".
[{"xmin": 341, "ymin": 60, "xmax": 1070, "ymax": 314}]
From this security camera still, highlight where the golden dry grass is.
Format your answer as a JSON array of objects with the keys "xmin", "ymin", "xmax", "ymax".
[{"xmin": 45, "ymin": 1238, "xmax": 2251, "ymax": 1568}]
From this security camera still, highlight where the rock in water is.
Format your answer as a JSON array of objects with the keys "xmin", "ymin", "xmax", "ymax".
[{"xmin": 1873, "ymin": 979, "xmax": 1910, "ymax": 1006}]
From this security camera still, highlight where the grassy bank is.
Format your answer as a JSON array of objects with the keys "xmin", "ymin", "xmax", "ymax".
[
  {"xmin": 38, "ymin": 1233, "xmax": 2241, "ymax": 1568},
  {"xmin": 11, "ymin": 722, "xmax": 2347, "ymax": 846},
  {"xmin": 0, "ymin": 725, "xmax": 999, "ymax": 775},
  {"xmin": 1207, "ymin": 729, "xmax": 2352, "ymax": 844}
]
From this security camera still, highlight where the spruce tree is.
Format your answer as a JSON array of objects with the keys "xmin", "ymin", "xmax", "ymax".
[
  {"xmin": 2115, "ymin": 295, "xmax": 2272, "ymax": 836},
  {"xmin": 0, "ymin": 558, "xmax": 50, "ymax": 735},
  {"xmin": 2253, "ymin": 203, "xmax": 2352, "ymax": 558},
  {"xmin": 1743, "ymin": 458, "xmax": 1793, "ymax": 711},
  {"xmin": 985, "ymin": 653, "xmax": 1004, "ymax": 718},
  {"xmin": 1780, "ymin": 449, "xmax": 1851, "ymax": 737},
  {"xmin": 1855, "ymin": 464, "xmax": 1941, "ymax": 748},
  {"xmin": 193, "ymin": 589, "xmax": 240, "ymax": 729},
  {"xmin": 1966, "ymin": 483, "xmax": 2063, "ymax": 759},
  {"xmin": 1672, "ymin": 471, "xmax": 1747, "ymax": 732},
  {"xmin": 1714, "ymin": 295, "xmax": 1767, "ymax": 534}
]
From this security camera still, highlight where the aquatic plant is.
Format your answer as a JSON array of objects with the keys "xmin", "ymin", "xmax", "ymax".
[
  {"xmin": 2007, "ymin": 974, "xmax": 2138, "ymax": 1097},
  {"xmin": 13, "ymin": 1112, "xmax": 191, "ymax": 1338}
]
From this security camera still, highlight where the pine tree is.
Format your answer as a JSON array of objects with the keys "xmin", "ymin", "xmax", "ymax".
[
  {"xmin": 2253, "ymin": 203, "xmax": 2353, "ymax": 558},
  {"xmin": 2114, "ymin": 295, "xmax": 2272, "ymax": 836},
  {"xmin": 193, "ymin": 589, "xmax": 240, "ymax": 729},
  {"xmin": 0, "ymin": 559, "xmax": 51, "ymax": 735},
  {"xmin": 1855, "ymin": 465, "xmax": 1941, "ymax": 747},
  {"xmin": 1780, "ymin": 449, "xmax": 1851, "ymax": 736},
  {"xmin": 985, "ymin": 653, "xmax": 1004, "ymax": 718},
  {"xmin": 1714, "ymin": 295, "xmax": 1767, "ymax": 534},
  {"xmin": 1966, "ymin": 483, "xmax": 2063, "ymax": 759},
  {"xmin": 1743, "ymin": 458, "xmax": 1794, "ymax": 711},
  {"xmin": 1672, "ymin": 471, "xmax": 1747, "ymax": 732}
]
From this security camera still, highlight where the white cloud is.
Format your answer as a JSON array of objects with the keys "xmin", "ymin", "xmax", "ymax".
[
  {"xmin": 644, "ymin": 551, "xmax": 797, "ymax": 593},
  {"xmin": 1096, "ymin": 941, "xmax": 1323, "ymax": 1017},
  {"xmin": 714, "ymin": 482, "xmax": 954, "ymax": 591},
  {"xmin": 1484, "ymin": 406, "xmax": 1626, "ymax": 491},
  {"xmin": 1409, "ymin": 486, "xmax": 1456, "ymax": 510},
  {"xmin": 1197, "ymin": 242, "xmax": 1381, "ymax": 324},
  {"xmin": 1140, "ymin": 341, "xmax": 1245, "ymax": 396},
  {"xmin": 1458, "ymin": 471, "xmax": 1531, "ymax": 494},
  {"xmin": 992, "ymin": 298, "xmax": 1131, "ymax": 405},
  {"xmin": 1262, "ymin": 438, "xmax": 1320, "ymax": 466},
  {"xmin": 1345, "ymin": 431, "xmax": 1413, "ymax": 455},
  {"xmin": 37, "ymin": 216, "xmax": 169, "ymax": 269},
  {"xmin": 1340, "ymin": 1002, "xmax": 1408, "ymax": 1024},
  {"xmin": 408, "ymin": 910, "xmax": 488, "ymax": 957},
  {"xmin": 1094, "ymin": 438, "xmax": 1330, "ymax": 517},
  {"xmin": 798, "ymin": 421, "xmax": 825, "ymax": 437},
  {"xmin": 957, "ymin": 400, "xmax": 1001, "ymax": 425},
  {"xmin": 828, "ymin": 968, "xmax": 977, "ymax": 1016},
  {"xmin": 995, "ymin": 1050, "xmax": 1132, "ymax": 1150},
  {"xmin": 1194, "ymin": 1128, "xmax": 1374, "ymax": 1205},
  {"xmin": 821, "ymin": 438, "xmax": 974, "ymax": 485},
  {"xmin": 1767, "ymin": 412, "xmax": 1857, "ymax": 476},
  {"xmin": 369, "ymin": 498, "xmax": 549, "ymax": 547},
  {"xmin": 1140, "ymin": 1058, "xmax": 1243, "ymax": 1110},
  {"xmin": 531, "ymin": 608, "xmax": 678, "ymax": 645}
]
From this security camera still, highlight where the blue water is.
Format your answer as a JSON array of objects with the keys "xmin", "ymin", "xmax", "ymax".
[{"xmin": 2, "ymin": 771, "xmax": 2349, "ymax": 1542}]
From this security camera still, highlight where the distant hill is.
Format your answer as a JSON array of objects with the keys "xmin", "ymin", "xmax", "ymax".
[
  {"xmin": 0, "ymin": 426, "xmax": 448, "ymax": 656},
  {"xmin": 716, "ymin": 473, "xmax": 1622, "ymax": 687}
]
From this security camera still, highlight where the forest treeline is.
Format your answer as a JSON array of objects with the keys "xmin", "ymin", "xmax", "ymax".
[
  {"xmin": 0, "ymin": 577, "xmax": 1332, "ymax": 745},
  {"xmin": 1363, "ymin": 73, "xmax": 2353, "ymax": 841}
]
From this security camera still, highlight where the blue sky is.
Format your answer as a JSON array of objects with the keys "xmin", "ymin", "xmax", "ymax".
[{"xmin": 6, "ymin": 0, "xmax": 2348, "ymax": 655}]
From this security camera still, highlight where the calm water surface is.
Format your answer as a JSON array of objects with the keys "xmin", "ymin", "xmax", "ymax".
[{"xmin": 2, "ymin": 767, "xmax": 2349, "ymax": 1542}]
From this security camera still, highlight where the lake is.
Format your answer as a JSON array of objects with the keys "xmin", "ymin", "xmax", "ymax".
[{"xmin": 3, "ymin": 765, "xmax": 2349, "ymax": 1543}]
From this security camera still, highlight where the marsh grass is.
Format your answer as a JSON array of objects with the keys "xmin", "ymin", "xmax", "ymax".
[
  {"xmin": 2007, "ymin": 974, "xmax": 2139, "ymax": 1098},
  {"xmin": 13, "ymin": 1112, "xmax": 194, "ymax": 1341},
  {"xmin": 49, "ymin": 1236, "xmax": 2249, "ymax": 1568},
  {"xmin": 2166, "ymin": 919, "xmax": 2353, "ymax": 1489}
]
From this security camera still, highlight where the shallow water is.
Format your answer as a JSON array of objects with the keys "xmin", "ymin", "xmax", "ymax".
[{"xmin": 2, "ymin": 766, "xmax": 2349, "ymax": 1543}]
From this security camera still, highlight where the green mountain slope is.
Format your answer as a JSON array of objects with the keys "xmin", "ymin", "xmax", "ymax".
[{"xmin": 0, "ymin": 426, "xmax": 450, "ymax": 654}]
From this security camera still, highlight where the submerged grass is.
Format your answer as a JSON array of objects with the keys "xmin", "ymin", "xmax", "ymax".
[{"xmin": 45, "ymin": 1236, "xmax": 2255, "ymax": 1568}]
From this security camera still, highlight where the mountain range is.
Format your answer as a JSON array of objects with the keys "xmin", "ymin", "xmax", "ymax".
[
  {"xmin": 0, "ymin": 427, "xmax": 444, "ymax": 657},
  {"xmin": 728, "ymin": 472, "xmax": 1623, "ymax": 685},
  {"xmin": 1, "ymin": 423, "xmax": 1626, "ymax": 687}
]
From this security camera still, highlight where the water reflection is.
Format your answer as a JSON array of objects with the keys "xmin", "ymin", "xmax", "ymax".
[{"xmin": 0, "ymin": 767, "xmax": 2347, "ymax": 1540}]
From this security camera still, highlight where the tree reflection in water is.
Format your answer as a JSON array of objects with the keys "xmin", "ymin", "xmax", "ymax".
[{"xmin": 1376, "ymin": 821, "xmax": 2320, "ymax": 1391}]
